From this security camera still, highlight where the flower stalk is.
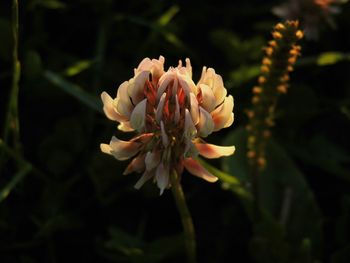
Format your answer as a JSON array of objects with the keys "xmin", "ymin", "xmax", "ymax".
[
  {"xmin": 170, "ymin": 169, "xmax": 196, "ymax": 263},
  {"xmin": 246, "ymin": 21, "xmax": 303, "ymax": 216}
]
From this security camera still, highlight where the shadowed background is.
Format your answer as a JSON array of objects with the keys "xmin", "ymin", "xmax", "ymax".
[{"xmin": 1, "ymin": 0, "xmax": 350, "ymax": 262}]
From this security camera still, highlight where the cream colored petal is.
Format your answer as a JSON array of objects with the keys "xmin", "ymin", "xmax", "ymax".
[
  {"xmin": 156, "ymin": 163, "xmax": 169, "ymax": 195},
  {"xmin": 195, "ymin": 143, "xmax": 235, "ymax": 159},
  {"xmin": 199, "ymin": 84, "xmax": 216, "ymax": 112},
  {"xmin": 101, "ymin": 92, "xmax": 125, "ymax": 121},
  {"xmin": 134, "ymin": 171, "xmax": 154, "ymax": 190},
  {"xmin": 212, "ymin": 74, "xmax": 227, "ymax": 107},
  {"xmin": 123, "ymin": 154, "xmax": 146, "ymax": 175},
  {"xmin": 157, "ymin": 72, "xmax": 173, "ymax": 100},
  {"xmin": 137, "ymin": 57, "xmax": 152, "ymax": 71},
  {"xmin": 183, "ymin": 158, "xmax": 218, "ymax": 183},
  {"xmin": 145, "ymin": 150, "xmax": 161, "ymax": 171},
  {"xmin": 156, "ymin": 93, "xmax": 166, "ymax": 123},
  {"xmin": 197, "ymin": 107, "xmax": 214, "ymax": 137},
  {"xmin": 128, "ymin": 71, "xmax": 148, "ymax": 105},
  {"xmin": 100, "ymin": 136, "xmax": 141, "ymax": 161},
  {"xmin": 189, "ymin": 93, "xmax": 199, "ymax": 125},
  {"xmin": 130, "ymin": 98, "xmax": 147, "ymax": 132},
  {"xmin": 211, "ymin": 95, "xmax": 234, "ymax": 131},
  {"xmin": 115, "ymin": 81, "xmax": 134, "ymax": 118},
  {"xmin": 118, "ymin": 121, "xmax": 134, "ymax": 132},
  {"xmin": 184, "ymin": 109, "xmax": 197, "ymax": 139},
  {"xmin": 185, "ymin": 58, "xmax": 192, "ymax": 79},
  {"xmin": 224, "ymin": 112, "xmax": 234, "ymax": 128}
]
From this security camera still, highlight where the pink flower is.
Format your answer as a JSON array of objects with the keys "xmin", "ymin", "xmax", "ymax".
[
  {"xmin": 100, "ymin": 56, "xmax": 235, "ymax": 195},
  {"xmin": 272, "ymin": 0, "xmax": 344, "ymax": 40}
]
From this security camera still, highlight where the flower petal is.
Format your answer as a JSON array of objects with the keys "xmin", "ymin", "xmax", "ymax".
[
  {"xmin": 197, "ymin": 107, "xmax": 214, "ymax": 137},
  {"xmin": 199, "ymin": 84, "xmax": 216, "ymax": 112},
  {"xmin": 123, "ymin": 154, "xmax": 146, "ymax": 175},
  {"xmin": 156, "ymin": 163, "xmax": 169, "ymax": 195},
  {"xmin": 115, "ymin": 81, "xmax": 134, "ymax": 118},
  {"xmin": 183, "ymin": 158, "xmax": 218, "ymax": 182},
  {"xmin": 100, "ymin": 136, "xmax": 141, "ymax": 161},
  {"xmin": 128, "ymin": 71, "xmax": 149, "ymax": 105},
  {"xmin": 145, "ymin": 150, "xmax": 161, "ymax": 171},
  {"xmin": 156, "ymin": 93, "xmax": 166, "ymax": 123},
  {"xmin": 160, "ymin": 121, "xmax": 169, "ymax": 147},
  {"xmin": 101, "ymin": 92, "xmax": 125, "ymax": 121},
  {"xmin": 130, "ymin": 98, "xmax": 147, "ymax": 132},
  {"xmin": 195, "ymin": 143, "xmax": 235, "ymax": 159},
  {"xmin": 118, "ymin": 121, "xmax": 134, "ymax": 132},
  {"xmin": 134, "ymin": 171, "xmax": 154, "ymax": 190},
  {"xmin": 211, "ymin": 95, "xmax": 234, "ymax": 131},
  {"xmin": 190, "ymin": 93, "xmax": 199, "ymax": 125},
  {"xmin": 184, "ymin": 109, "xmax": 197, "ymax": 139}
]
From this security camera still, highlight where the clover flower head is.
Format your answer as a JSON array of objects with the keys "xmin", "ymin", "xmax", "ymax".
[{"xmin": 100, "ymin": 56, "xmax": 235, "ymax": 195}]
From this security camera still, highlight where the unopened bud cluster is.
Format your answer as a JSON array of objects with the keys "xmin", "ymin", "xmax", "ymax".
[{"xmin": 246, "ymin": 21, "xmax": 303, "ymax": 170}]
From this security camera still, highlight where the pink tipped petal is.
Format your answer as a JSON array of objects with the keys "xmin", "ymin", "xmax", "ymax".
[
  {"xmin": 145, "ymin": 151, "xmax": 161, "ymax": 171},
  {"xmin": 131, "ymin": 133, "xmax": 154, "ymax": 144},
  {"xmin": 101, "ymin": 92, "xmax": 125, "ymax": 121},
  {"xmin": 199, "ymin": 84, "xmax": 216, "ymax": 112},
  {"xmin": 195, "ymin": 143, "xmax": 235, "ymax": 159},
  {"xmin": 118, "ymin": 121, "xmax": 134, "ymax": 132},
  {"xmin": 211, "ymin": 95, "xmax": 234, "ymax": 131},
  {"xmin": 184, "ymin": 109, "xmax": 197, "ymax": 139},
  {"xmin": 156, "ymin": 93, "xmax": 166, "ymax": 123},
  {"xmin": 183, "ymin": 158, "xmax": 218, "ymax": 183},
  {"xmin": 123, "ymin": 154, "xmax": 146, "ymax": 175},
  {"xmin": 130, "ymin": 98, "xmax": 147, "ymax": 132},
  {"xmin": 190, "ymin": 93, "xmax": 199, "ymax": 125},
  {"xmin": 197, "ymin": 107, "xmax": 214, "ymax": 137},
  {"xmin": 134, "ymin": 171, "xmax": 154, "ymax": 190},
  {"xmin": 106, "ymin": 136, "xmax": 141, "ymax": 160},
  {"xmin": 156, "ymin": 163, "xmax": 169, "ymax": 195}
]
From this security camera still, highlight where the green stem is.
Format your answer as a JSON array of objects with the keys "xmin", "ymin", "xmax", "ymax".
[
  {"xmin": 1, "ymin": 0, "xmax": 21, "ymax": 171},
  {"xmin": 170, "ymin": 170, "xmax": 196, "ymax": 263}
]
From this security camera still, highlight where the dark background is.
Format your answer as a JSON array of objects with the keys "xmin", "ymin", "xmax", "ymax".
[{"xmin": 1, "ymin": 0, "xmax": 350, "ymax": 262}]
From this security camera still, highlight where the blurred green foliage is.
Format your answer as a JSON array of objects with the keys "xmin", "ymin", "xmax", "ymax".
[{"xmin": 1, "ymin": 0, "xmax": 350, "ymax": 262}]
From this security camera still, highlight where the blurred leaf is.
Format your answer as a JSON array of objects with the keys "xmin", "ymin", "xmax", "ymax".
[
  {"xmin": 44, "ymin": 70, "xmax": 102, "ymax": 113},
  {"xmin": 0, "ymin": 164, "xmax": 32, "ymax": 203},
  {"xmin": 210, "ymin": 29, "xmax": 264, "ymax": 65},
  {"xmin": 23, "ymin": 50, "xmax": 42, "ymax": 79},
  {"xmin": 317, "ymin": 52, "xmax": 350, "ymax": 66},
  {"xmin": 298, "ymin": 52, "xmax": 350, "ymax": 67},
  {"xmin": 286, "ymin": 135, "xmax": 350, "ymax": 183},
  {"xmin": 0, "ymin": 19, "xmax": 13, "ymax": 61},
  {"xmin": 63, "ymin": 60, "xmax": 94, "ymax": 77},
  {"xmin": 222, "ymin": 127, "xmax": 323, "ymax": 259},
  {"xmin": 197, "ymin": 158, "xmax": 252, "ymax": 200},
  {"xmin": 102, "ymin": 227, "xmax": 183, "ymax": 263},
  {"xmin": 229, "ymin": 64, "xmax": 260, "ymax": 86},
  {"xmin": 157, "ymin": 5, "xmax": 180, "ymax": 26},
  {"xmin": 28, "ymin": 0, "xmax": 67, "ymax": 9}
]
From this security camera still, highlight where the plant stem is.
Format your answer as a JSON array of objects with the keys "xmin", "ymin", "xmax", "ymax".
[
  {"xmin": 0, "ymin": 0, "xmax": 21, "ymax": 174},
  {"xmin": 170, "ymin": 170, "xmax": 196, "ymax": 263}
]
